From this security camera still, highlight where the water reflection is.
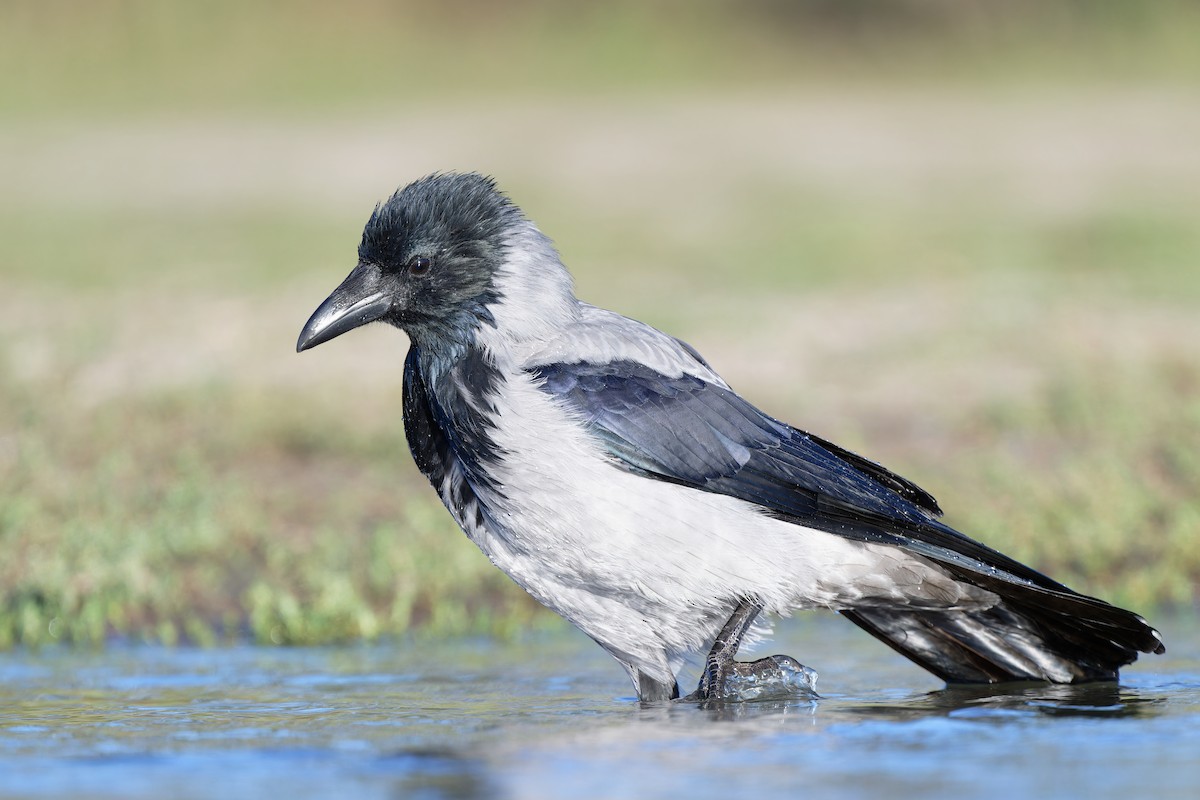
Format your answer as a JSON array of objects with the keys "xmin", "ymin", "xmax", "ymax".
[
  {"xmin": 373, "ymin": 749, "xmax": 497, "ymax": 800},
  {"xmin": 844, "ymin": 681, "xmax": 1169, "ymax": 722}
]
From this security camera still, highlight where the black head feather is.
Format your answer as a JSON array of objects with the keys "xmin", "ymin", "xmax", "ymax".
[
  {"xmin": 359, "ymin": 173, "xmax": 522, "ymax": 345},
  {"xmin": 359, "ymin": 172, "xmax": 519, "ymax": 270}
]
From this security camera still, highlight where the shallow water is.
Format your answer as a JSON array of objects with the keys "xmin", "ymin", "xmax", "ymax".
[{"xmin": 1, "ymin": 615, "xmax": 1197, "ymax": 799}]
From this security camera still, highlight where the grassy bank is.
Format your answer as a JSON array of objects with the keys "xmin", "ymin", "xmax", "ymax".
[
  {"xmin": 2, "ymin": 352, "xmax": 1197, "ymax": 648},
  {"xmin": 2, "ymin": 189, "xmax": 1197, "ymax": 647},
  {"xmin": 0, "ymin": 379, "xmax": 551, "ymax": 648},
  {"xmin": 2, "ymin": 2, "xmax": 1198, "ymax": 647}
]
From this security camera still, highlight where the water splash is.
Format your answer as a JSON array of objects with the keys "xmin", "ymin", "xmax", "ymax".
[{"xmin": 721, "ymin": 656, "xmax": 818, "ymax": 701}]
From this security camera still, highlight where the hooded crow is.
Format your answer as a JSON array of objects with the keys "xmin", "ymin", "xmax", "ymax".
[{"xmin": 297, "ymin": 172, "xmax": 1164, "ymax": 702}]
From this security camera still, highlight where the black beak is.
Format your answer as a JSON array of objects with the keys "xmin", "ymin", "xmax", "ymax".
[{"xmin": 296, "ymin": 263, "xmax": 393, "ymax": 352}]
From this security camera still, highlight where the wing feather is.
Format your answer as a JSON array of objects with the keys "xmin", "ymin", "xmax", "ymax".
[{"xmin": 529, "ymin": 358, "xmax": 1069, "ymax": 592}]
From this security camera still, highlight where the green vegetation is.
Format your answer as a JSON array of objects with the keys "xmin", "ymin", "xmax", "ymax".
[
  {"xmin": 938, "ymin": 359, "xmax": 1200, "ymax": 612},
  {"xmin": 2, "ymin": 1, "xmax": 1199, "ymax": 115},
  {"xmin": 1, "ymin": 1, "xmax": 1197, "ymax": 647},
  {"xmin": 3, "ymin": 331, "xmax": 1195, "ymax": 648},
  {"xmin": 3, "ymin": 190, "xmax": 1196, "ymax": 647},
  {"xmin": 0, "ymin": 380, "xmax": 552, "ymax": 648}
]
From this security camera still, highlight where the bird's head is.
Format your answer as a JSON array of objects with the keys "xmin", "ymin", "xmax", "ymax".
[{"xmin": 297, "ymin": 172, "xmax": 568, "ymax": 355}]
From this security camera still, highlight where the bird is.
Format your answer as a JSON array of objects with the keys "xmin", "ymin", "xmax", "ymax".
[{"xmin": 297, "ymin": 172, "xmax": 1164, "ymax": 702}]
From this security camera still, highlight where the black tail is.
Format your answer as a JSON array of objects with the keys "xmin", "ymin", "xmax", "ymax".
[{"xmin": 842, "ymin": 577, "xmax": 1165, "ymax": 684}]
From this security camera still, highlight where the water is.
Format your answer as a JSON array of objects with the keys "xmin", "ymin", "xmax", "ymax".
[
  {"xmin": 718, "ymin": 654, "xmax": 819, "ymax": 701},
  {"xmin": 1, "ymin": 615, "xmax": 1197, "ymax": 799}
]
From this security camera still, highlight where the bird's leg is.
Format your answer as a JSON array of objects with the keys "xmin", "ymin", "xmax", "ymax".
[
  {"xmin": 683, "ymin": 598, "xmax": 817, "ymax": 702},
  {"xmin": 684, "ymin": 598, "xmax": 762, "ymax": 701}
]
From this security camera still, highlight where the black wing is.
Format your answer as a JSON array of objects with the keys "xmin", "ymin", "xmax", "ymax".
[{"xmin": 531, "ymin": 359, "xmax": 1067, "ymax": 591}]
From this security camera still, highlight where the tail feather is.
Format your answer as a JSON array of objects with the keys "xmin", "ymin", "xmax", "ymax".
[{"xmin": 841, "ymin": 580, "xmax": 1164, "ymax": 684}]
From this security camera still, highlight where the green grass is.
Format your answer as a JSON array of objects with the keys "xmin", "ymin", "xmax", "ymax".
[
  {"xmin": 935, "ymin": 359, "xmax": 1200, "ymax": 612},
  {"xmin": 2, "ymin": 1, "xmax": 1199, "ymax": 117},
  {"xmin": 2, "ymin": 189, "xmax": 1198, "ymax": 647},
  {"xmin": 2, "ymin": 0, "xmax": 1198, "ymax": 648},
  {"xmin": 0, "ymin": 208, "xmax": 353, "ymax": 291},
  {"xmin": 4, "ymin": 173, "xmax": 1198, "ymax": 648},
  {"xmin": 2, "ymin": 344, "xmax": 1196, "ymax": 648},
  {"xmin": 570, "ymin": 192, "xmax": 1200, "ymax": 308},
  {"xmin": 5, "ymin": 192, "xmax": 1198, "ymax": 305},
  {"xmin": 0, "ymin": 380, "xmax": 551, "ymax": 648}
]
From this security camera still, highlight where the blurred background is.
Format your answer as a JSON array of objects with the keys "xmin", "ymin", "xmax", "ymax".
[{"xmin": 1, "ymin": 0, "xmax": 1198, "ymax": 649}]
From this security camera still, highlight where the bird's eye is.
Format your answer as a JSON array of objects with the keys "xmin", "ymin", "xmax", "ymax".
[{"xmin": 407, "ymin": 255, "xmax": 433, "ymax": 276}]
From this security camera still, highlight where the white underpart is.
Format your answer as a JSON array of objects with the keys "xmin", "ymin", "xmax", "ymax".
[{"xmin": 446, "ymin": 223, "xmax": 996, "ymax": 689}]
